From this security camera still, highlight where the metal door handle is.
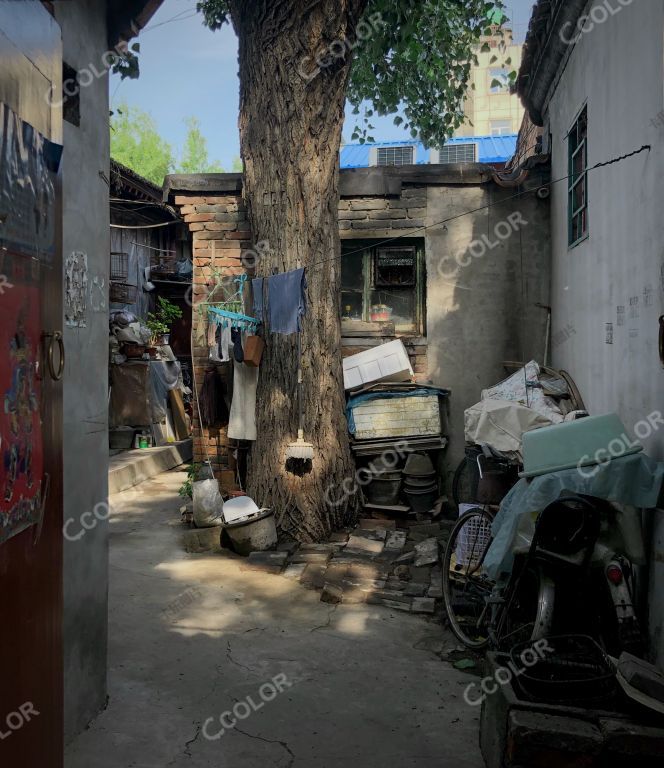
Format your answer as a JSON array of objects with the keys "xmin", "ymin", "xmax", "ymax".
[{"xmin": 44, "ymin": 331, "xmax": 65, "ymax": 381}]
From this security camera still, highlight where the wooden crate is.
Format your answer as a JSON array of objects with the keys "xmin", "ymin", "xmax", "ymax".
[{"xmin": 352, "ymin": 395, "xmax": 441, "ymax": 440}]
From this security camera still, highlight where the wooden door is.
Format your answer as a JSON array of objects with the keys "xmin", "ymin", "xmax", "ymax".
[{"xmin": 0, "ymin": 3, "xmax": 64, "ymax": 767}]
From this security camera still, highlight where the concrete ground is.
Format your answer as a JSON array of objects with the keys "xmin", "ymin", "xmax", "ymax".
[{"xmin": 65, "ymin": 468, "xmax": 485, "ymax": 768}]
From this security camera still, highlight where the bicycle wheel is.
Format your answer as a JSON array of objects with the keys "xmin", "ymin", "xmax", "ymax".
[
  {"xmin": 496, "ymin": 562, "xmax": 555, "ymax": 649},
  {"xmin": 442, "ymin": 507, "xmax": 495, "ymax": 649}
]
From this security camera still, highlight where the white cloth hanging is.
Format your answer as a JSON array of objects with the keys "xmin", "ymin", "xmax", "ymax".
[
  {"xmin": 228, "ymin": 359, "xmax": 259, "ymax": 441},
  {"xmin": 219, "ymin": 325, "xmax": 233, "ymax": 362}
]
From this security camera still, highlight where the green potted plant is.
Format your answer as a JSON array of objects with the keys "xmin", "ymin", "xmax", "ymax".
[{"xmin": 145, "ymin": 297, "xmax": 183, "ymax": 347}]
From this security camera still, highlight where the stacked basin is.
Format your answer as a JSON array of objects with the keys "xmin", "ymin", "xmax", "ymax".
[{"xmin": 403, "ymin": 453, "xmax": 438, "ymax": 512}]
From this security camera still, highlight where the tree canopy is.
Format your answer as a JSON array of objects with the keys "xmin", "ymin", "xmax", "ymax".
[
  {"xmin": 178, "ymin": 116, "xmax": 225, "ymax": 174},
  {"xmin": 111, "ymin": 104, "xmax": 240, "ymax": 184},
  {"xmin": 110, "ymin": 102, "xmax": 173, "ymax": 185},
  {"xmin": 196, "ymin": 0, "xmax": 509, "ymax": 146}
]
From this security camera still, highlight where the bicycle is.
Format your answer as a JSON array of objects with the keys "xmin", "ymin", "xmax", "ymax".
[
  {"xmin": 442, "ymin": 494, "xmax": 644, "ymax": 654},
  {"xmin": 442, "ymin": 504, "xmax": 555, "ymax": 650}
]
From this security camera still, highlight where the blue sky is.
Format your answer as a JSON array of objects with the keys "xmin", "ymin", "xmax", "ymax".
[{"xmin": 110, "ymin": 0, "xmax": 536, "ymax": 170}]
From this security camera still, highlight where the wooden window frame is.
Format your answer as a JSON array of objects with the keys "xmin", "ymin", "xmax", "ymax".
[{"xmin": 341, "ymin": 239, "xmax": 426, "ymax": 335}]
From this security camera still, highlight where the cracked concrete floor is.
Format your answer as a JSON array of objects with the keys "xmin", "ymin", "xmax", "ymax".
[{"xmin": 65, "ymin": 468, "xmax": 485, "ymax": 768}]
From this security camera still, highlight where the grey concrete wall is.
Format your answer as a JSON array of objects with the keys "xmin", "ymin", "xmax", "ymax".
[
  {"xmin": 425, "ymin": 181, "xmax": 552, "ymax": 480},
  {"xmin": 55, "ymin": 0, "xmax": 111, "ymax": 742},
  {"xmin": 543, "ymin": 0, "xmax": 664, "ymax": 663}
]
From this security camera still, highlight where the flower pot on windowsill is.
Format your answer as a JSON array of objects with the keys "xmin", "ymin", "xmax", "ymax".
[
  {"xmin": 370, "ymin": 304, "xmax": 393, "ymax": 322},
  {"xmin": 147, "ymin": 346, "xmax": 158, "ymax": 359}
]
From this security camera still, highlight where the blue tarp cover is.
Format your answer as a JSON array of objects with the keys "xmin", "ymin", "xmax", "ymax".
[{"xmin": 484, "ymin": 452, "xmax": 664, "ymax": 581}]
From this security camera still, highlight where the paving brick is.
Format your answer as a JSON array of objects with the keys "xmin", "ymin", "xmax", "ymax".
[
  {"xmin": 290, "ymin": 551, "xmax": 332, "ymax": 565},
  {"xmin": 351, "ymin": 528, "xmax": 387, "ymax": 542},
  {"xmin": 282, "ymin": 563, "xmax": 307, "ymax": 580},
  {"xmin": 428, "ymin": 567, "xmax": 443, "ymax": 599},
  {"xmin": 329, "ymin": 531, "xmax": 350, "ymax": 543},
  {"xmin": 360, "ymin": 518, "xmax": 396, "ymax": 530},
  {"xmin": 385, "ymin": 530, "xmax": 407, "ymax": 551},
  {"xmin": 411, "ymin": 597, "xmax": 436, "ymax": 614},
  {"xmin": 366, "ymin": 594, "xmax": 412, "ymax": 611},
  {"xmin": 300, "ymin": 563, "xmax": 328, "ymax": 589},
  {"xmin": 413, "ymin": 538, "xmax": 439, "ymax": 566},
  {"xmin": 346, "ymin": 534, "xmax": 384, "ymax": 555},
  {"xmin": 404, "ymin": 582, "xmax": 428, "ymax": 597},
  {"xmin": 247, "ymin": 551, "xmax": 288, "ymax": 566},
  {"xmin": 299, "ymin": 543, "xmax": 342, "ymax": 553}
]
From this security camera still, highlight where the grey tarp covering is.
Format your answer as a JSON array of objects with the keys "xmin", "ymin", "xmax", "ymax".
[
  {"xmin": 484, "ymin": 453, "xmax": 664, "ymax": 581},
  {"xmin": 149, "ymin": 360, "xmax": 181, "ymax": 422}
]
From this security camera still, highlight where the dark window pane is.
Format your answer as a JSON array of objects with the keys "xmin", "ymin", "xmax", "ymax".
[{"xmin": 341, "ymin": 251, "xmax": 364, "ymax": 290}]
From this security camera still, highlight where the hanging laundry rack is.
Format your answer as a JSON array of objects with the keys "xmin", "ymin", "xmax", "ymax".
[
  {"xmin": 208, "ymin": 305, "xmax": 259, "ymax": 331},
  {"xmin": 198, "ymin": 273, "xmax": 259, "ymax": 330}
]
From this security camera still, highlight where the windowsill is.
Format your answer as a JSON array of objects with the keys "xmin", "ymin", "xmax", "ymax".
[
  {"xmin": 342, "ymin": 334, "xmax": 427, "ymax": 347},
  {"xmin": 568, "ymin": 233, "xmax": 589, "ymax": 251}
]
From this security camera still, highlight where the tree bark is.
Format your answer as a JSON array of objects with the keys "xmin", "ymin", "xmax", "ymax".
[{"xmin": 229, "ymin": 0, "xmax": 368, "ymax": 541}]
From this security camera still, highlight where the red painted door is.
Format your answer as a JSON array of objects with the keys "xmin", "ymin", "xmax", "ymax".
[{"xmin": 0, "ymin": 3, "xmax": 64, "ymax": 767}]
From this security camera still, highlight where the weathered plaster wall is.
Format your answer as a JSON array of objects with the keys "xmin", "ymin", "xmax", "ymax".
[
  {"xmin": 425, "ymin": 181, "xmax": 551, "ymax": 478},
  {"xmin": 543, "ymin": 0, "xmax": 664, "ymax": 663},
  {"xmin": 55, "ymin": 0, "xmax": 111, "ymax": 742},
  {"xmin": 174, "ymin": 174, "xmax": 550, "ymax": 495}
]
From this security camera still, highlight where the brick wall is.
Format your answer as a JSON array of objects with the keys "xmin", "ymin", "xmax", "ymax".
[
  {"xmin": 174, "ymin": 186, "xmax": 430, "ymax": 483},
  {"xmin": 339, "ymin": 187, "xmax": 427, "ymax": 236},
  {"xmin": 174, "ymin": 192, "xmax": 248, "ymax": 488}
]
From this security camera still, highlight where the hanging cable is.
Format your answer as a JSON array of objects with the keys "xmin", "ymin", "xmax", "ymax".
[{"xmin": 302, "ymin": 143, "xmax": 651, "ymax": 269}]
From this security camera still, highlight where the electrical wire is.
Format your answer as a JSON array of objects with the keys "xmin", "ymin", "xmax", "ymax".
[
  {"xmin": 142, "ymin": 8, "xmax": 199, "ymax": 34},
  {"xmin": 110, "ymin": 220, "xmax": 182, "ymax": 230},
  {"xmin": 304, "ymin": 143, "xmax": 651, "ymax": 269}
]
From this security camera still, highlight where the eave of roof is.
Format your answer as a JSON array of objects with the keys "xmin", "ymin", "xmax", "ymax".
[
  {"xmin": 516, "ymin": 0, "xmax": 587, "ymax": 125},
  {"xmin": 107, "ymin": 0, "xmax": 164, "ymax": 48},
  {"xmin": 163, "ymin": 165, "xmax": 496, "ymax": 203}
]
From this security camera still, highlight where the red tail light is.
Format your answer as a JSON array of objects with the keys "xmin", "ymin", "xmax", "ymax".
[{"xmin": 606, "ymin": 563, "xmax": 624, "ymax": 585}]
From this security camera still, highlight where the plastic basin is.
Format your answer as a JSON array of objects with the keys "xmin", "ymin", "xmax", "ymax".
[{"xmin": 520, "ymin": 413, "xmax": 642, "ymax": 478}]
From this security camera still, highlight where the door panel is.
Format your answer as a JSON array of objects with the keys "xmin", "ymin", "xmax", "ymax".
[{"xmin": 0, "ymin": 2, "xmax": 63, "ymax": 767}]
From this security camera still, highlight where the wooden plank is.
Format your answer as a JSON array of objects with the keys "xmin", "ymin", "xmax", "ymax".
[
  {"xmin": 341, "ymin": 319, "xmax": 395, "ymax": 337},
  {"xmin": 169, "ymin": 389, "xmax": 189, "ymax": 440}
]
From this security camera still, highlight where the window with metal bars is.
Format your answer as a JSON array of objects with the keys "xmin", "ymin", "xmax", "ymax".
[
  {"xmin": 376, "ymin": 145, "xmax": 415, "ymax": 166},
  {"xmin": 438, "ymin": 143, "xmax": 477, "ymax": 164},
  {"xmin": 568, "ymin": 105, "xmax": 588, "ymax": 247}
]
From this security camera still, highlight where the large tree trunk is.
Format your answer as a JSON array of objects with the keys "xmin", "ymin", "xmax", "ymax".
[{"xmin": 229, "ymin": 0, "xmax": 369, "ymax": 541}]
